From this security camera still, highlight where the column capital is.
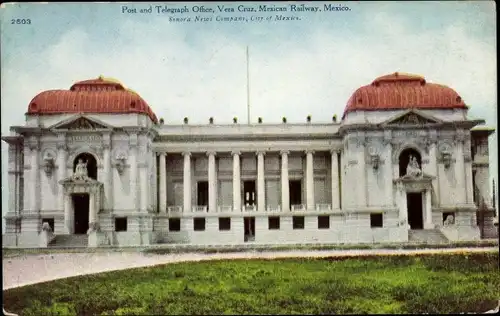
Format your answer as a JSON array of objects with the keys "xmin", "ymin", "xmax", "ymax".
[
  {"xmin": 305, "ymin": 149, "xmax": 315, "ymax": 155},
  {"xmin": 156, "ymin": 151, "xmax": 167, "ymax": 157},
  {"xmin": 56, "ymin": 142, "xmax": 67, "ymax": 151},
  {"xmin": 231, "ymin": 150, "xmax": 241, "ymax": 156},
  {"xmin": 28, "ymin": 140, "xmax": 40, "ymax": 151},
  {"xmin": 182, "ymin": 151, "xmax": 191, "ymax": 157},
  {"xmin": 256, "ymin": 151, "xmax": 266, "ymax": 156},
  {"xmin": 206, "ymin": 151, "xmax": 217, "ymax": 157},
  {"xmin": 280, "ymin": 150, "xmax": 290, "ymax": 156},
  {"xmin": 330, "ymin": 148, "xmax": 340, "ymax": 155}
]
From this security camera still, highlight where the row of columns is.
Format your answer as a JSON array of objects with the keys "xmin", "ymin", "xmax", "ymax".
[{"xmin": 157, "ymin": 150, "xmax": 341, "ymax": 212}]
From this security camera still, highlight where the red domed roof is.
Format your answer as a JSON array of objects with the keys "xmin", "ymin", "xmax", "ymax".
[
  {"xmin": 343, "ymin": 72, "xmax": 467, "ymax": 118},
  {"xmin": 27, "ymin": 76, "xmax": 158, "ymax": 123}
]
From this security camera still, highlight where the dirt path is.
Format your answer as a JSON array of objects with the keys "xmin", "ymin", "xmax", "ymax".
[{"xmin": 3, "ymin": 247, "xmax": 498, "ymax": 290}]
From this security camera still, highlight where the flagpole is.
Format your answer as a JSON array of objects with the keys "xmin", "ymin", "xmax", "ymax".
[{"xmin": 246, "ymin": 46, "xmax": 250, "ymax": 125}]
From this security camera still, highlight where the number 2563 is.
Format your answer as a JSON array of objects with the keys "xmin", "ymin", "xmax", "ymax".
[{"xmin": 11, "ymin": 19, "xmax": 31, "ymax": 25}]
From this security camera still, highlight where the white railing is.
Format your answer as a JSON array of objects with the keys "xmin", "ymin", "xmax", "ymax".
[
  {"xmin": 291, "ymin": 204, "xmax": 306, "ymax": 211},
  {"xmin": 167, "ymin": 206, "xmax": 183, "ymax": 213},
  {"xmin": 217, "ymin": 205, "xmax": 233, "ymax": 212},
  {"xmin": 193, "ymin": 205, "xmax": 208, "ymax": 212},
  {"xmin": 315, "ymin": 204, "xmax": 332, "ymax": 211},
  {"xmin": 266, "ymin": 205, "xmax": 281, "ymax": 212},
  {"xmin": 243, "ymin": 205, "xmax": 256, "ymax": 212}
]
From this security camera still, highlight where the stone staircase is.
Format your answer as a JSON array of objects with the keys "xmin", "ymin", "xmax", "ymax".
[
  {"xmin": 49, "ymin": 234, "xmax": 88, "ymax": 248},
  {"xmin": 408, "ymin": 229, "xmax": 449, "ymax": 244}
]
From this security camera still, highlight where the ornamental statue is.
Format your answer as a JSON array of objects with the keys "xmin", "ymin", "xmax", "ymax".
[
  {"xmin": 73, "ymin": 158, "xmax": 90, "ymax": 180},
  {"xmin": 406, "ymin": 155, "xmax": 422, "ymax": 177}
]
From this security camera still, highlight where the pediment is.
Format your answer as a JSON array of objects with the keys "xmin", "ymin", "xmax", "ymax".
[
  {"xmin": 50, "ymin": 115, "xmax": 113, "ymax": 131},
  {"xmin": 380, "ymin": 110, "xmax": 442, "ymax": 127}
]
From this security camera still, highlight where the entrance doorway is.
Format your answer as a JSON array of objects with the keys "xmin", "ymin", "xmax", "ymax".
[
  {"xmin": 244, "ymin": 216, "xmax": 255, "ymax": 242},
  {"xmin": 289, "ymin": 180, "xmax": 302, "ymax": 206},
  {"xmin": 73, "ymin": 194, "xmax": 89, "ymax": 234},
  {"xmin": 243, "ymin": 181, "xmax": 256, "ymax": 207},
  {"xmin": 197, "ymin": 181, "xmax": 208, "ymax": 207},
  {"xmin": 407, "ymin": 192, "xmax": 423, "ymax": 229}
]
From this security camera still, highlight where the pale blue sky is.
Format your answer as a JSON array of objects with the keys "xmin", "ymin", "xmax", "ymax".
[{"xmin": 1, "ymin": 1, "xmax": 497, "ymax": 231}]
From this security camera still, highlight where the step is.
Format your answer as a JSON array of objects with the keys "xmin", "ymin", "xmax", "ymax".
[
  {"xmin": 408, "ymin": 229, "xmax": 448, "ymax": 243},
  {"xmin": 50, "ymin": 234, "xmax": 88, "ymax": 247}
]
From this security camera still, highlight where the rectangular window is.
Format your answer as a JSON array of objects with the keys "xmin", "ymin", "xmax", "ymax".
[
  {"xmin": 115, "ymin": 217, "xmax": 127, "ymax": 232},
  {"xmin": 219, "ymin": 217, "xmax": 231, "ymax": 231},
  {"xmin": 370, "ymin": 213, "xmax": 383, "ymax": 228},
  {"xmin": 42, "ymin": 218, "xmax": 55, "ymax": 232},
  {"xmin": 169, "ymin": 218, "xmax": 181, "ymax": 231},
  {"xmin": 194, "ymin": 218, "xmax": 206, "ymax": 231},
  {"xmin": 293, "ymin": 216, "xmax": 305, "ymax": 229},
  {"xmin": 268, "ymin": 216, "xmax": 280, "ymax": 230},
  {"xmin": 318, "ymin": 215, "xmax": 330, "ymax": 229}
]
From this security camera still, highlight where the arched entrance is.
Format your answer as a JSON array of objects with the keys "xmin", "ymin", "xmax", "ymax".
[
  {"xmin": 72, "ymin": 153, "xmax": 98, "ymax": 234},
  {"xmin": 399, "ymin": 148, "xmax": 424, "ymax": 229}
]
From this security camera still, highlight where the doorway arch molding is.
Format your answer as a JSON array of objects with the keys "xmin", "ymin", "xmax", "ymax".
[
  {"xmin": 59, "ymin": 177, "xmax": 103, "ymax": 235},
  {"xmin": 392, "ymin": 141, "xmax": 428, "ymax": 164}
]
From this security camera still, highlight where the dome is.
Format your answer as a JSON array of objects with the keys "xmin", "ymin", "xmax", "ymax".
[
  {"xmin": 27, "ymin": 76, "xmax": 158, "ymax": 123},
  {"xmin": 343, "ymin": 72, "xmax": 467, "ymax": 118}
]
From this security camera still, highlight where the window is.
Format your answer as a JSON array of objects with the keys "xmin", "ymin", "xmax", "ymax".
[
  {"xmin": 194, "ymin": 218, "xmax": 206, "ymax": 231},
  {"xmin": 115, "ymin": 217, "xmax": 127, "ymax": 232},
  {"xmin": 42, "ymin": 218, "xmax": 55, "ymax": 232},
  {"xmin": 318, "ymin": 216, "xmax": 330, "ymax": 229},
  {"xmin": 169, "ymin": 218, "xmax": 181, "ymax": 231},
  {"xmin": 219, "ymin": 217, "xmax": 231, "ymax": 231},
  {"xmin": 370, "ymin": 213, "xmax": 383, "ymax": 228},
  {"xmin": 268, "ymin": 216, "xmax": 280, "ymax": 230},
  {"xmin": 293, "ymin": 216, "xmax": 305, "ymax": 229}
]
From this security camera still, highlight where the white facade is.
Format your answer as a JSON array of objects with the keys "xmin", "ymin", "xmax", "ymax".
[{"xmin": 2, "ymin": 104, "xmax": 496, "ymax": 247}]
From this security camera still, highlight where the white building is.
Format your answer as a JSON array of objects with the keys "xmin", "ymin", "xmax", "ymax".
[{"xmin": 2, "ymin": 73, "xmax": 497, "ymax": 248}]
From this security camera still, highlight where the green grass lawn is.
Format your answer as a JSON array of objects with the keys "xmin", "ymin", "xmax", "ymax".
[{"xmin": 3, "ymin": 252, "xmax": 499, "ymax": 315}]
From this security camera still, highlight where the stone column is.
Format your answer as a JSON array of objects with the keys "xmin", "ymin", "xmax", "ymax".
[
  {"xmin": 64, "ymin": 193, "xmax": 73, "ymax": 234},
  {"xmin": 427, "ymin": 137, "xmax": 440, "ymax": 204},
  {"xmin": 281, "ymin": 150, "xmax": 290, "ymax": 211},
  {"xmin": 7, "ymin": 145, "xmax": 17, "ymax": 214},
  {"xmin": 183, "ymin": 152, "xmax": 192, "ymax": 212},
  {"xmin": 330, "ymin": 149, "xmax": 340, "ymax": 210},
  {"xmin": 463, "ymin": 133, "xmax": 474, "ymax": 205},
  {"xmin": 129, "ymin": 134, "xmax": 138, "ymax": 210},
  {"xmin": 384, "ymin": 140, "xmax": 393, "ymax": 206},
  {"xmin": 103, "ymin": 136, "xmax": 112, "ymax": 211},
  {"xmin": 398, "ymin": 184, "xmax": 408, "ymax": 227},
  {"xmin": 23, "ymin": 145, "xmax": 30, "ymax": 213},
  {"xmin": 89, "ymin": 192, "xmax": 96, "ymax": 224},
  {"xmin": 455, "ymin": 136, "xmax": 466, "ymax": 204},
  {"xmin": 208, "ymin": 151, "xmax": 217, "ymax": 212},
  {"xmin": 357, "ymin": 139, "xmax": 367, "ymax": 207},
  {"xmin": 232, "ymin": 151, "xmax": 241, "ymax": 211},
  {"xmin": 425, "ymin": 188, "xmax": 433, "ymax": 229},
  {"xmin": 257, "ymin": 151, "xmax": 266, "ymax": 211},
  {"xmin": 30, "ymin": 140, "xmax": 40, "ymax": 212},
  {"xmin": 464, "ymin": 158, "xmax": 474, "ymax": 204},
  {"xmin": 140, "ymin": 165, "xmax": 148, "ymax": 212},
  {"xmin": 57, "ymin": 139, "xmax": 67, "ymax": 211},
  {"xmin": 159, "ymin": 153, "xmax": 167, "ymax": 213},
  {"xmin": 306, "ymin": 150, "xmax": 315, "ymax": 210}
]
